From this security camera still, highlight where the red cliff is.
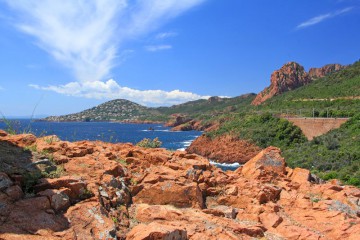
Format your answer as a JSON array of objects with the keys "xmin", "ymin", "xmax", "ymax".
[
  {"xmin": 309, "ymin": 63, "xmax": 345, "ymax": 80},
  {"xmin": 252, "ymin": 62, "xmax": 310, "ymax": 105}
]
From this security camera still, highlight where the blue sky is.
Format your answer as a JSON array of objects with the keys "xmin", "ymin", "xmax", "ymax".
[{"xmin": 0, "ymin": 0, "xmax": 359, "ymax": 117}]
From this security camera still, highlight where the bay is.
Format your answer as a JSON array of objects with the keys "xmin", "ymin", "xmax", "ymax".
[{"xmin": 0, "ymin": 120, "xmax": 202, "ymax": 150}]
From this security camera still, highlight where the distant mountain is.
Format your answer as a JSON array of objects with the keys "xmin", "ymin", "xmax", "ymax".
[
  {"xmin": 43, "ymin": 94, "xmax": 256, "ymax": 122},
  {"xmin": 44, "ymin": 99, "xmax": 163, "ymax": 122}
]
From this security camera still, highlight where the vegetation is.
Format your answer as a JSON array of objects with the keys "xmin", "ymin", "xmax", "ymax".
[
  {"xmin": 9, "ymin": 60, "xmax": 360, "ymax": 187},
  {"xmin": 257, "ymin": 60, "xmax": 360, "ymax": 117},
  {"xmin": 202, "ymin": 61, "xmax": 360, "ymax": 186},
  {"xmin": 42, "ymin": 94, "xmax": 256, "ymax": 123},
  {"xmin": 136, "ymin": 137, "xmax": 162, "ymax": 148},
  {"xmin": 283, "ymin": 113, "xmax": 360, "ymax": 187},
  {"xmin": 207, "ymin": 113, "xmax": 307, "ymax": 148},
  {"xmin": 44, "ymin": 99, "xmax": 165, "ymax": 122}
]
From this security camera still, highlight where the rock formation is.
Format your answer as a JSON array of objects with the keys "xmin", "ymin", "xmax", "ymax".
[
  {"xmin": 252, "ymin": 62, "xmax": 345, "ymax": 106},
  {"xmin": 309, "ymin": 63, "xmax": 345, "ymax": 80},
  {"xmin": 252, "ymin": 62, "xmax": 310, "ymax": 105},
  {"xmin": 0, "ymin": 130, "xmax": 359, "ymax": 239},
  {"xmin": 187, "ymin": 135, "xmax": 261, "ymax": 164}
]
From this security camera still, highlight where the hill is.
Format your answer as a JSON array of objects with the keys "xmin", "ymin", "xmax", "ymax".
[
  {"xmin": 199, "ymin": 60, "xmax": 360, "ymax": 186},
  {"xmin": 44, "ymin": 99, "xmax": 164, "ymax": 122},
  {"xmin": 43, "ymin": 94, "xmax": 256, "ymax": 123},
  {"xmin": 257, "ymin": 60, "xmax": 360, "ymax": 117}
]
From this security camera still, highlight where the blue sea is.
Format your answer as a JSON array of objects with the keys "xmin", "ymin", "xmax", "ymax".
[
  {"xmin": 0, "ymin": 120, "xmax": 201, "ymax": 150},
  {"xmin": 0, "ymin": 119, "xmax": 241, "ymax": 171}
]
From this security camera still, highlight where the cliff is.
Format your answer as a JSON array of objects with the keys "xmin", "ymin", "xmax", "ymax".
[
  {"xmin": 252, "ymin": 62, "xmax": 345, "ymax": 106},
  {"xmin": 0, "ymin": 131, "xmax": 359, "ymax": 239},
  {"xmin": 252, "ymin": 62, "xmax": 310, "ymax": 105},
  {"xmin": 309, "ymin": 63, "xmax": 345, "ymax": 80}
]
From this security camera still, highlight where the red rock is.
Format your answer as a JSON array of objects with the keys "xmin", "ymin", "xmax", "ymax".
[
  {"xmin": 187, "ymin": 135, "xmax": 261, "ymax": 164},
  {"xmin": 126, "ymin": 222, "xmax": 187, "ymax": 240},
  {"xmin": 259, "ymin": 212, "xmax": 283, "ymax": 228},
  {"xmin": 291, "ymin": 168, "xmax": 310, "ymax": 185},
  {"xmin": 4, "ymin": 185, "xmax": 23, "ymax": 201},
  {"xmin": 1, "ymin": 133, "xmax": 359, "ymax": 239},
  {"xmin": 309, "ymin": 63, "xmax": 345, "ymax": 80},
  {"xmin": 38, "ymin": 189, "xmax": 71, "ymax": 212},
  {"xmin": 242, "ymin": 147, "xmax": 286, "ymax": 180},
  {"xmin": 252, "ymin": 62, "xmax": 310, "ymax": 105},
  {"xmin": 133, "ymin": 181, "xmax": 205, "ymax": 209},
  {"xmin": 225, "ymin": 185, "xmax": 238, "ymax": 196},
  {"xmin": 5, "ymin": 133, "xmax": 37, "ymax": 147},
  {"xmin": 0, "ymin": 130, "xmax": 8, "ymax": 136},
  {"xmin": 233, "ymin": 225, "xmax": 265, "ymax": 237}
]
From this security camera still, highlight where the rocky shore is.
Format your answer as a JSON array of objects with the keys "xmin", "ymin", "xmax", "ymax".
[
  {"xmin": 187, "ymin": 135, "xmax": 261, "ymax": 164},
  {"xmin": 0, "ymin": 130, "xmax": 359, "ymax": 239}
]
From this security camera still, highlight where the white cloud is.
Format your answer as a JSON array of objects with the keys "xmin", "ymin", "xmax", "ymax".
[
  {"xmin": 145, "ymin": 45, "xmax": 173, "ymax": 52},
  {"xmin": 4, "ymin": 0, "xmax": 208, "ymax": 105},
  {"xmin": 30, "ymin": 80, "xmax": 210, "ymax": 106},
  {"xmin": 296, "ymin": 7, "xmax": 353, "ymax": 29},
  {"xmin": 4, "ymin": 0, "xmax": 205, "ymax": 82},
  {"xmin": 155, "ymin": 32, "xmax": 178, "ymax": 39}
]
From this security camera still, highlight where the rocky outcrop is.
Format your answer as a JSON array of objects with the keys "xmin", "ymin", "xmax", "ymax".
[
  {"xmin": 252, "ymin": 62, "xmax": 346, "ymax": 106},
  {"xmin": 309, "ymin": 63, "xmax": 345, "ymax": 80},
  {"xmin": 252, "ymin": 62, "xmax": 310, "ymax": 105},
  {"xmin": 187, "ymin": 135, "xmax": 261, "ymax": 163},
  {"xmin": 0, "ymin": 132, "xmax": 359, "ymax": 239}
]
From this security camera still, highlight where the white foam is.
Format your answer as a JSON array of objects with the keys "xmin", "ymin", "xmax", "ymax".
[
  {"xmin": 177, "ymin": 148, "xmax": 186, "ymax": 151},
  {"xmin": 182, "ymin": 140, "xmax": 192, "ymax": 147},
  {"xmin": 209, "ymin": 160, "xmax": 241, "ymax": 168}
]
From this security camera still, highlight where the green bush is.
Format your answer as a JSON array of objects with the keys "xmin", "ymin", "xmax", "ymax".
[
  {"xmin": 136, "ymin": 137, "xmax": 162, "ymax": 148},
  {"xmin": 283, "ymin": 113, "xmax": 360, "ymax": 187}
]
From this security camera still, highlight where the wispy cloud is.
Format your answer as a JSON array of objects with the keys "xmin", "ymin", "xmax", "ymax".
[
  {"xmin": 296, "ymin": 7, "xmax": 353, "ymax": 29},
  {"xmin": 155, "ymin": 32, "xmax": 178, "ymax": 39},
  {"xmin": 4, "ymin": 0, "xmax": 207, "ymax": 105},
  {"xmin": 30, "ymin": 80, "xmax": 210, "ymax": 106},
  {"xmin": 145, "ymin": 45, "xmax": 173, "ymax": 52}
]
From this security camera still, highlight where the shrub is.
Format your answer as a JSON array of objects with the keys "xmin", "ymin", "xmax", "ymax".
[{"xmin": 136, "ymin": 137, "xmax": 162, "ymax": 148}]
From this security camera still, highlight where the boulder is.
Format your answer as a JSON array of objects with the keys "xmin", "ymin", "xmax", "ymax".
[
  {"xmin": 4, "ymin": 185, "xmax": 23, "ymax": 201},
  {"xmin": 242, "ymin": 147, "xmax": 286, "ymax": 180},
  {"xmin": 0, "ymin": 172, "xmax": 13, "ymax": 191},
  {"xmin": 126, "ymin": 222, "xmax": 187, "ymax": 240},
  {"xmin": 133, "ymin": 181, "xmax": 205, "ymax": 209},
  {"xmin": 291, "ymin": 168, "xmax": 310, "ymax": 185}
]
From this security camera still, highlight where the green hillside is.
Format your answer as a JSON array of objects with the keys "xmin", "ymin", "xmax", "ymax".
[
  {"xmin": 44, "ymin": 99, "xmax": 164, "ymax": 122},
  {"xmin": 283, "ymin": 113, "xmax": 360, "ymax": 186},
  {"xmin": 256, "ymin": 60, "xmax": 360, "ymax": 117},
  {"xmin": 43, "ymin": 94, "xmax": 256, "ymax": 122},
  {"xmin": 203, "ymin": 60, "xmax": 360, "ymax": 186},
  {"xmin": 157, "ymin": 94, "xmax": 256, "ymax": 117}
]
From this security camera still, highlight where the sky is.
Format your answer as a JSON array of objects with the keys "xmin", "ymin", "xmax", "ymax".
[{"xmin": 0, "ymin": 0, "xmax": 359, "ymax": 117}]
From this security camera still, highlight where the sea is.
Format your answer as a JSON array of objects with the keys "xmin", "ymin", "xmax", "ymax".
[{"xmin": 0, "ymin": 119, "xmax": 240, "ymax": 171}]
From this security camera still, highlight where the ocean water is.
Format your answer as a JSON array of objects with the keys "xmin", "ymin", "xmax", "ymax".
[
  {"xmin": 0, "ymin": 120, "xmax": 201, "ymax": 150},
  {"xmin": 0, "ymin": 119, "xmax": 241, "ymax": 171}
]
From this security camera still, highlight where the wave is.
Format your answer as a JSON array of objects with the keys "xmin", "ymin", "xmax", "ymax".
[
  {"xmin": 182, "ymin": 140, "xmax": 193, "ymax": 147},
  {"xmin": 209, "ymin": 160, "xmax": 241, "ymax": 171},
  {"xmin": 177, "ymin": 148, "xmax": 186, "ymax": 151},
  {"xmin": 140, "ymin": 129, "xmax": 171, "ymax": 132}
]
